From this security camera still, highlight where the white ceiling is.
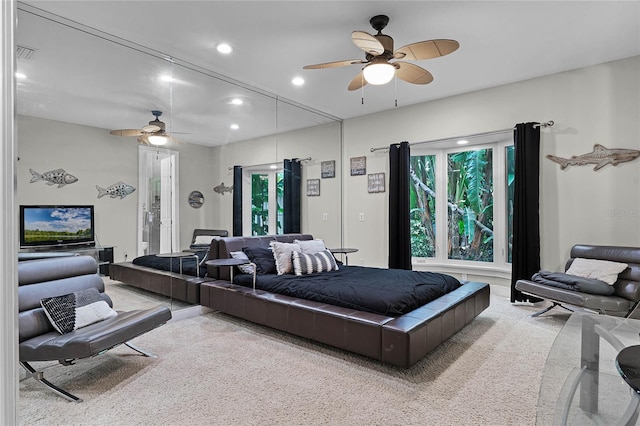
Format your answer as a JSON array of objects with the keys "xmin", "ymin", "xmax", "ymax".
[{"xmin": 15, "ymin": 1, "xmax": 640, "ymax": 147}]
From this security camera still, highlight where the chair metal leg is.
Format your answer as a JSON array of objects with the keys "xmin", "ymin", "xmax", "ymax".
[
  {"xmin": 125, "ymin": 341, "xmax": 157, "ymax": 358},
  {"xmin": 20, "ymin": 361, "xmax": 82, "ymax": 403},
  {"xmin": 531, "ymin": 301, "xmax": 574, "ymax": 317}
]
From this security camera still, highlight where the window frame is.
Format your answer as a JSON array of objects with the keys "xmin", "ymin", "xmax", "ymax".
[
  {"xmin": 410, "ymin": 134, "xmax": 513, "ymax": 276},
  {"xmin": 242, "ymin": 166, "xmax": 283, "ymax": 236}
]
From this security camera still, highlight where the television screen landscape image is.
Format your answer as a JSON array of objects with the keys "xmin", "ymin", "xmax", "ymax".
[{"xmin": 20, "ymin": 205, "xmax": 95, "ymax": 248}]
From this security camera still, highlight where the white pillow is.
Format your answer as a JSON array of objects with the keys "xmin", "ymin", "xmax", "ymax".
[
  {"xmin": 229, "ymin": 251, "xmax": 255, "ymax": 274},
  {"xmin": 270, "ymin": 241, "xmax": 301, "ymax": 275},
  {"xmin": 294, "ymin": 239, "xmax": 326, "ymax": 254},
  {"xmin": 566, "ymin": 258, "xmax": 628, "ymax": 285},
  {"xmin": 292, "ymin": 250, "xmax": 339, "ymax": 275},
  {"xmin": 194, "ymin": 235, "xmax": 215, "ymax": 245}
]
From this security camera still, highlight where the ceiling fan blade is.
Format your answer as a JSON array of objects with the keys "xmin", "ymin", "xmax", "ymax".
[
  {"xmin": 142, "ymin": 124, "xmax": 162, "ymax": 133},
  {"xmin": 303, "ymin": 59, "xmax": 366, "ymax": 69},
  {"xmin": 347, "ymin": 71, "xmax": 367, "ymax": 91},
  {"xmin": 395, "ymin": 62, "xmax": 434, "ymax": 85},
  {"xmin": 351, "ymin": 31, "xmax": 384, "ymax": 56},
  {"xmin": 395, "ymin": 39, "xmax": 460, "ymax": 60},
  {"xmin": 110, "ymin": 129, "xmax": 143, "ymax": 137}
]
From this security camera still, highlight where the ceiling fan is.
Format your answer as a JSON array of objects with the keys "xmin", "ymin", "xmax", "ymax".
[
  {"xmin": 109, "ymin": 110, "xmax": 181, "ymax": 145},
  {"xmin": 303, "ymin": 14, "xmax": 459, "ymax": 91}
]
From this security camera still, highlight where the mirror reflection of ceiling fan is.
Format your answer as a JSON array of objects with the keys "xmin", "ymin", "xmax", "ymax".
[
  {"xmin": 303, "ymin": 14, "xmax": 459, "ymax": 91},
  {"xmin": 109, "ymin": 110, "xmax": 183, "ymax": 145}
]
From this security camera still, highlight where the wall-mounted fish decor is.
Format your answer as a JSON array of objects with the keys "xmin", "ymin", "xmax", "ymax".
[
  {"xmin": 213, "ymin": 182, "xmax": 233, "ymax": 195},
  {"xmin": 547, "ymin": 144, "xmax": 640, "ymax": 171},
  {"xmin": 29, "ymin": 168, "xmax": 78, "ymax": 188},
  {"xmin": 96, "ymin": 181, "xmax": 136, "ymax": 199}
]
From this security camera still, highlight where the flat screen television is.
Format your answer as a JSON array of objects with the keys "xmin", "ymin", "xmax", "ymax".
[{"xmin": 20, "ymin": 205, "xmax": 95, "ymax": 249}]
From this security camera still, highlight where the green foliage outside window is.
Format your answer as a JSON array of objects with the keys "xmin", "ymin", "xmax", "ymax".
[
  {"xmin": 506, "ymin": 146, "xmax": 515, "ymax": 263},
  {"xmin": 409, "ymin": 155, "xmax": 436, "ymax": 258},
  {"xmin": 251, "ymin": 174, "xmax": 269, "ymax": 235},
  {"xmin": 447, "ymin": 149, "xmax": 493, "ymax": 262},
  {"xmin": 251, "ymin": 171, "xmax": 284, "ymax": 236}
]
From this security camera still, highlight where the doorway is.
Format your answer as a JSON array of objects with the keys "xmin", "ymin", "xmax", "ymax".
[{"xmin": 138, "ymin": 146, "xmax": 179, "ymax": 256}]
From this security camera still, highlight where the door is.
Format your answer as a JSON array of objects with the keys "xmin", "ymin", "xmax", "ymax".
[{"xmin": 138, "ymin": 146, "xmax": 179, "ymax": 256}]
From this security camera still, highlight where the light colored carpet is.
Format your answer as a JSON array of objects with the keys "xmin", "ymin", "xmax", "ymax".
[{"xmin": 19, "ymin": 284, "xmax": 568, "ymax": 426}]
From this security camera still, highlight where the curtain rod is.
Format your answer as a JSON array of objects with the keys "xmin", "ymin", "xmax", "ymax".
[
  {"xmin": 228, "ymin": 157, "xmax": 311, "ymax": 170},
  {"xmin": 370, "ymin": 120, "xmax": 554, "ymax": 152}
]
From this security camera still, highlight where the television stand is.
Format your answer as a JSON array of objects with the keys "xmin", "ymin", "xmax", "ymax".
[{"xmin": 19, "ymin": 245, "xmax": 114, "ymax": 276}]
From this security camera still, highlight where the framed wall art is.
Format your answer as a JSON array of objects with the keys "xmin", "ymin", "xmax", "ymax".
[
  {"xmin": 321, "ymin": 160, "xmax": 335, "ymax": 178},
  {"xmin": 350, "ymin": 156, "xmax": 366, "ymax": 176},
  {"xmin": 368, "ymin": 173, "xmax": 385, "ymax": 193},
  {"xmin": 307, "ymin": 179, "xmax": 320, "ymax": 196}
]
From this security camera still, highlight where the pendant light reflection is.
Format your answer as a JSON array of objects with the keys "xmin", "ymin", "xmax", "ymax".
[{"xmin": 148, "ymin": 135, "xmax": 168, "ymax": 146}]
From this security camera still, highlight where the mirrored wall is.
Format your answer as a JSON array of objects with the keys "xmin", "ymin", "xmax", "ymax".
[{"xmin": 16, "ymin": 4, "xmax": 343, "ymax": 310}]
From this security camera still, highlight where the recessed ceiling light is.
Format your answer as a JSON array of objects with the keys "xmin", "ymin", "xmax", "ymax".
[
  {"xmin": 457, "ymin": 139, "xmax": 469, "ymax": 145},
  {"xmin": 15, "ymin": 72, "xmax": 26, "ymax": 80},
  {"xmin": 230, "ymin": 124, "xmax": 239, "ymax": 130},
  {"xmin": 291, "ymin": 77, "xmax": 304, "ymax": 86},
  {"xmin": 217, "ymin": 43, "xmax": 233, "ymax": 54},
  {"xmin": 270, "ymin": 165, "xmax": 277, "ymax": 169},
  {"xmin": 161, "ymin": 75, "xmax": 174, "ymax": 82},
  {"xmin": 230, "ymin": 98, "xmax": 243, "ymax": 106}
]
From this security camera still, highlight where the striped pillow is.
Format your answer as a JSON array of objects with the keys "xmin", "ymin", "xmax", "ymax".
[{"xmin": 292, "ymin": 249, "xmax": 339, "ymax": 275}]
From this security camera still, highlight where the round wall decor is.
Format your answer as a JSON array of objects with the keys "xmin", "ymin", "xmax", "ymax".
[{"xmin": 188, "ymin": 190, "xmax": 204, "ymax": 208}]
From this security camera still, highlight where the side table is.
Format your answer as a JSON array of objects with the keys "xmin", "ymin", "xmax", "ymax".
[
  {"xmin": 328, "ymin": 248, "xmax": 358, "ymax": 266},
  {"xmin": 206, "ymin": 258, "xmax": 256, "ymax": 289},
  {"xmin": 157, "ymin": 252, "xmax": 200, "ymax": 278}
]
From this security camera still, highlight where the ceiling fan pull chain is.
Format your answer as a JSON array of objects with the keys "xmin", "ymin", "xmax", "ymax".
[{"xmin": 394, "ymin": 76, "xmax": 398, "ymax": 107}]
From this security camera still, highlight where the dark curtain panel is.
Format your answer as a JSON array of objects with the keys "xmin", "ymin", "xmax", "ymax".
[
  {"xmin": 283, "ymin": 159, "xmax": 301, "ymax": 234},
  {"xmin": 510, "ymin": 123, "xmax": 543, "ymax": 302},
  {"xmin": 388, "ymin": 141, "xmax": 412, "ymax": 270},
  {"xmin": 232, "ymin": 165, "xmax": 242, "ymax": 236}
]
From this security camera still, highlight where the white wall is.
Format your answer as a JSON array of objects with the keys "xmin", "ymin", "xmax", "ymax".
[
  {"xmin": 17, "ymin": 116, "xmax": 218, "ymax": 261},
  {"xmin": 342, "ymin": 56, "xmax": 640, "ymax": 274}
]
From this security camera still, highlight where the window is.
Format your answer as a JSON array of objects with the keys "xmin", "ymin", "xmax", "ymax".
[
  {"xmin": 246, "ymin": 170, "xmax": 283, "ymax": 236},
  {"xmin": 410, "ymin": 134, "xmax": 513, "ymax": 269}
]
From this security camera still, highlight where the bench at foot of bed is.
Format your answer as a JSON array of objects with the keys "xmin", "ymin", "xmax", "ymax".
[{"xmin": 200, "ymin": 280, "xmax": 490, "ymax": 368}]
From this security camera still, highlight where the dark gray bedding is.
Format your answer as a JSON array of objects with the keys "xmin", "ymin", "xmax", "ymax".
[
  {"xmin": 531, "ymin": 270, "xmax": 615, "ymax": 295},
  {"xmin": 232, "ymin": 265, "xmax": 461, "ymax": 316},
  {"xmin": 132, "ymin": 250, "xmax": 208, "ymax": 277}
]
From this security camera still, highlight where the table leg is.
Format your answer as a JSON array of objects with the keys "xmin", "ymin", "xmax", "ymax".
[
  {"xmin": 250, "ymin": 262, "xmax": 256, "ymax": 290},
  {"xmin": 580, "ymin": 315, "xmax": 600, "ymax": 415},
  {"xmin": 230, "ymin": 266, "xmax": 234, "ymax": 284}
]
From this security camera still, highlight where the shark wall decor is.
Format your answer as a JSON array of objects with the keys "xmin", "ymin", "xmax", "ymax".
[{"xmin": 546, "ymin": 144, "xmax": 640, "ymax": 171}]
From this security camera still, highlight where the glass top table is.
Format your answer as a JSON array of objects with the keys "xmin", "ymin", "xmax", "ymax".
[{"xmin": 537, "ymin": 313, "xmax": 640, "ymax": 425}]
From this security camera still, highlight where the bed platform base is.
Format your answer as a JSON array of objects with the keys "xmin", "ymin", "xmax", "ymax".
[
  {"xmin": 200, "ymin": 280, "xmax": 490, "ymax": 368},
  {"xmin": 109, "ymin": 262, "xmax": 210, "ymax": 304}
]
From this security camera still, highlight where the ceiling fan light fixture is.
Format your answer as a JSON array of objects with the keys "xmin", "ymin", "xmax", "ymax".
[
  {"xmin": 148, "ymin": 135, "xmax": 168, "ymax": 146},
  {"xmin": 363, "ymin": 63, "xmax": 395, "ymax": 85}
]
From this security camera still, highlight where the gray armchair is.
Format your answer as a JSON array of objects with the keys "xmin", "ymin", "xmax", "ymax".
[
  {"xmin": 19, "ymin": 255, "xmax": 171, "ymax": 402},
  {"xmin": 515, "ymin": 245, "xmax": 640, "ymax": 318}
]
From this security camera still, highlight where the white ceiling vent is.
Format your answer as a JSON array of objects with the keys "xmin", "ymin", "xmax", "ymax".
[{"xmin": 16, "ymin": 45, "xmax": 35, "ymax": 60}]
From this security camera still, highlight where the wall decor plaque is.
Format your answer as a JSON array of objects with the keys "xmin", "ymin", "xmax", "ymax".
[
  {"xmin": 350, "ymin": 156, "xmax": 366, "ymax": 176},
  {"xmin": 321, "ymin": 160, "xmax": 335, "ymax": 178},
  {"xmin": 368, "ymin": 173, "xmax": 386, "ymax": 193},
  {"xmin": 188, "ymin": 190, "xmax": 204, "ymax": 208},
  {"xmin": 307, "ymin": 179, "xmax": 320, "ymax": 196}
]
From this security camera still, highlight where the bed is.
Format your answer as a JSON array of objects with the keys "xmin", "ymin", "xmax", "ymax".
[
  {"xmin": 199, "ymin": 234, "xmax": 490, "ymax": 368},
  {"xmin": 109, "ymin": 229, "xmax": 227, "ymax": 304}
]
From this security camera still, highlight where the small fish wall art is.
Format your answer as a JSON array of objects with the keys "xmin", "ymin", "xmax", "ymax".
[
  {"xmin": 29, "ymin": 168, "xmax": 78, "ymax": 188},
  {"xmin": 213, "ymin": 182, "xmax": 233, "ymax": 195},
  {"xmin": 547, "ymin": 144, "xmax": 640, "ymax": 171},
  {"xmin": 96, "ymin": 181, "xmax": 136, "ymax": 199}
]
